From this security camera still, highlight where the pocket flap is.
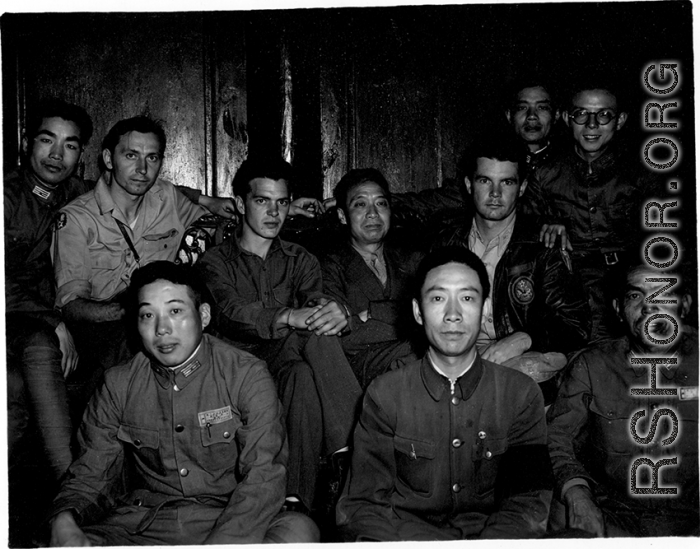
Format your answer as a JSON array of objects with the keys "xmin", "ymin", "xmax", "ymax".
[
  {"xmin": 394, "ymin": 435, "xmax": 435, "ymax": 460},
  {"xmin": 117, "ymin": 425, "xmax": 159, "ymax": 449}
]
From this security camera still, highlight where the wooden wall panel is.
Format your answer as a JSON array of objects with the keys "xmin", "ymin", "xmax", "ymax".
[{"xmin": 3, "ymin": 12, "xmax": 248, "ymax": 198}]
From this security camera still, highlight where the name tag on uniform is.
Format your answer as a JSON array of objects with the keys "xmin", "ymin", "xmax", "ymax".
[
  {"xmin": 198, "ymin": 406, "xmax": 233, "ymax": 426},
  {"xmin": 679, "ymin": 387, "xmax": 698, "ymax": 400}
]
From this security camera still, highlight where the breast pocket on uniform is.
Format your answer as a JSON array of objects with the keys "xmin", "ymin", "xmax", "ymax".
[
  {"xmin": 472, "ymin": 436, "xmax": 508, "ymax": 496},
  {"xmin": 198, "ymin": 406, "xmax": 239, "ymax": 471},
  {"xmin": 117, "ymin": 424, "xmax": 165, "ymax": 476},
  {"xmin": 142, "ymin": 228, "xmax": 180, "ymax": 258},
  {"xmin": 394, "ymin": 435, "xmax": 435, "ymax": 496}
]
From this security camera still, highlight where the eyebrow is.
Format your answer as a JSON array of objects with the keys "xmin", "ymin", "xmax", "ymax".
[
  {"xmin": 624, "ymin": 285, "xmax": 645, "ymax": 295},
  {"xmin": 138, "ymin": 298, "xmax": 187, "ymax": 308},
  {"xmin": 424, "ymin": 285, "xmax": 481, "ymax": 294},
  {"xmin": 36, "ymin": 129, "xmax": 81, "ymax": 143}
]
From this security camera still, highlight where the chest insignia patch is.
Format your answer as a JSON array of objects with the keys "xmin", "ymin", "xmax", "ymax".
[
  {"xmin": 679, "ymin": 386, "xmax": 698, "ymax": 400},
  {"xmin": 198, "ymin": 406, "xmax": 233, "ymax": 426},
  {"xmin": 181, "ymin": 360, "xmax": 201, "ymax": 378},
  {"xmin": 510, "ymin": 275, "xmax": 535, "ymax": 305},
  {"xmin": 54, "ymin": 212, "xmax": 67, "ymax": 230},
  {"xmin": 32, "ymin": 184, "xmax": 52, "ymax": 200}
]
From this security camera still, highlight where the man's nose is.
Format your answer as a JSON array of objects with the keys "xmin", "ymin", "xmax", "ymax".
[
  {"xmin": 585, "ymin": 112, "xmax": 599, "ymax": 128},
  {"xmin": 489, "ymin": 183, "xmax": 502, "ymax": 197},
  {"xmin": 444, "ymin": 298, "xmax": 462, "ymax": 322},
  {"xmin": 367, "ymin": 203, "xmax": 378, "ymax": 217},
  {"xmin": 268, "ymin": 202, "xmax": 279, "ymax": 216},
  {"xmin": 526, "ymin": 106, "xmax": 538, "ymax": 119},
  {"xmin": 156, "ymin": 316, "xmax": 171, "ymax": 335},
  {"xmin": 49, "ymin": 142, "xmax": 63, "ymax": 160},
  {"xmin": 642, "ymin": 301, "xmax": 660, "ymax": 316},
  {"xmin": 136, "ymin": 157, "xmax": 147, "ymax": 174}
]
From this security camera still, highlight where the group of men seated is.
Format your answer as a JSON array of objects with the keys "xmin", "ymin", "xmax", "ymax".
[{"xmin": 5, "ymin": 72, "xmax": 697, "ymax": 545}]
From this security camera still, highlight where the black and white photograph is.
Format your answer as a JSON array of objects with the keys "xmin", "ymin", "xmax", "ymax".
[{"xmin": 1, "ymin": 0, "xmax": 697, "ymax": 545}]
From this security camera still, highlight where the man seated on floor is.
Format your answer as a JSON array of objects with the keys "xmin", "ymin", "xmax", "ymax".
[
  {"xmin": 49, "ymin": 261, "xmax": 319, "ymax": 545},
  {"xmin": 436, "ymin": 135, "xmax": 590, "ymax": 404},
  {"xmin": 53, "ymin": 115, "xmax": 210, "ymax": 390},
  {"xmin": 336, "ymin": 246, "xmax": 553, "ymax": 540},
  {"xmin": 547, "ymin": 261, "xmax": 698, "ymax": 537},
  {"xmin": 5, "ymin": 99, "xmax": 92, "ymax": 484},
  {"xmin": 321, "ymin": 168, "xmax": 423, "ymax": 390},
  {"xmin": 196, "ymin": 156, "xmax": 362, "ymax": 517}
]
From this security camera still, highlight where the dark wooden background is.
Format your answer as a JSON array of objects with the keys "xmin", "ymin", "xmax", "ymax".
[{"xmin": 2, "ymin": 3, "xmax": 695, "ymax": 206}]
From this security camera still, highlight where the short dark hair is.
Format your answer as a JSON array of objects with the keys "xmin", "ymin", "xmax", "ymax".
[
  {"xmin": 101, "ymin": 116, "xmax": 167, "ymax": 157},
  {"xmin": 504, "ymin": 75, "xmax": 559, "ymax": 113},
  {"xmin": 128, "ymin": 260, "xmax": 209, "ymax": 312},
  {"xmin": 232, "ymin": 156, "xmax": 295, "ymax": 199},
  {"xmin": 333, "ymin": 168, "xmax": 391, "ymax": 215},
  {"xmin": 414, "ymin": 246, "xmax": 490, "ymax": 302},
  {"xmin": 610, "ymin": 259, "xmax": 692, "ymax": 304},
  {"xmin": 26, "ymin": 98, "xmax": 93, "ymax": 148},
  {"xmin": 566, "ymin": 74, "xmax": 628, "ymax": 114},
  {"xmin": 460, "ymin": 132, "xmax": 526, "ymax": 184}
]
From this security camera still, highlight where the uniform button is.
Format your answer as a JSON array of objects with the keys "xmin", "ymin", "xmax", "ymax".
[
  {"xmin": 180, "ymin": 468, "xmax": 189, "ymax": 477},
  {"xmin": 452, "ymin": 483, "xmax": 461, "ymax": 493},
  {"xmin": 589, "ymin": 207, "xmax": 597, "ymax": 213},
  {"xmin": 478, "ymin": 431, "xmax": 486, "ymax": 439},
  {"xmin": 452, "ymin": 438, "xmax": 462, "ymax": 448},
  {"xmin": 134, "ymin": 439, "xmax": 141, "ymax": 447},
  {"xmin": 451, "ymin": 396, "xmax": 460, "ymax": 406},
  {"xmin": 134, "ymin": 498, "xmax": 142, "ymax": 506},
  {"xmin": 175, "ymin": 424, "xmax": 184, "ymax": 433},
  {"xmin": 487, "ymin": 317, "xmax": 493, "ymax": 323},
  {"xmin": 174, "ymin": 385, "xmax": 180, "ymax": 392},
  {"xmin": 608, "ymin": 411, "xmax": 614, "ymax": 416},
  {"xmin": 223, "ymin": 431, "xmax": 231, "ymax": 439},
  {"xmin": 485, "ymin": 451, "xmax": 493, "ymax": 459}
]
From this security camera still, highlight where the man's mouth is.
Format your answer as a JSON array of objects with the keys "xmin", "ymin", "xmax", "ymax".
[
  {"xmin": 582, "ymin": 135, "xmax": 601, "ymax": 142},
  {"xmin": 523, "ymin": 124, "xmax": 542, "ymax": 132},
  {"xmin": 42, "ymin": 162, "xmax": 64, "ymax": 173},
  {"xmin": 157, "ymin": 342, "xmax": 178, "ymax": 354}
]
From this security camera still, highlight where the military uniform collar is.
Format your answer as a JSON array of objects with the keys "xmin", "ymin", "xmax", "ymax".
[
  {"xmin": 150, "ymin": 336, "xmax": 210, "ymax": 390},
  {"xmin": 421, "ymin": 352, "xmax": 484, "ymax": 402}
]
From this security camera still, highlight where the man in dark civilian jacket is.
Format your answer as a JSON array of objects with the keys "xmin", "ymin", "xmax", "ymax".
[{"xmin": 321, "ymin": 168, "xmax": 423, "ymax": 389}]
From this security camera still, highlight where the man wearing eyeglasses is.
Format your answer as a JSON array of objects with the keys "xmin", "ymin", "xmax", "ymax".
[{"xmin": 532, "ymin": 79, "xmax": 664, "ymax": 341}]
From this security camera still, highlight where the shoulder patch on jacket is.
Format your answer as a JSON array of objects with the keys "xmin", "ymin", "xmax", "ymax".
[
  {"xmin": 510, "ymin": 275, "xmax": 535, "ymax": 305},
  {"xmin": 54, "ymin": 212, "xmax": 68, "ymax": 230}
]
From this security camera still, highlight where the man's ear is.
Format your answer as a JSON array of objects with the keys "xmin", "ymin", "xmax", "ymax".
[
  {"xmin": 199, "ymin": 303, "xmax": 212, "ymax": 330},
  {"xmin": 553, "ymin": 109, "xmax": 561, "ymax": 123},
  {"xmin": 412, "ymin": 298, "xmax": 423, "ymax": 326},
  {"xmin": 518, "ymin": 178, "xmax": 529, "ymax": 197},
  {"xmin": 616, "ymin": 112, "xmax": 628, "ymax": 131},
  {"xmin": 612, "ymin": 297, "xmax": 621, "ymax": 319},
  {"xmin": 464, "ymin": 176, "xmax": 473, "ymax": 195},
  {"xmin": 680, "ymin": 293, "xmax": 692, "ymax": 319},
  {"xmin": 234, "ymin": 195, "xmax": 246, "ymax": 216},
  {"xmin": 337, "ymin": 208, "xmax": 347, "ymax": 225},
  {"xmin": 562, "ymin": 111, "xmax": 571, "ymax": 128},
  {"xmin": 21, "ymin": 134, "xmax": 29, "ymax": 156},
  {"xmin": 102, "ymin": 149, "xmax": 113, "ymax": 171},
  {"xmin": 505, "ymin": 110, "xmax": 512, "ymax": 125}
]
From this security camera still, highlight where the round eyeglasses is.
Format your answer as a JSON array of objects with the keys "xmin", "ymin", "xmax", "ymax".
[{"xmin": 568, "ymin": 108, "xmax": 617, "ymax": 125}]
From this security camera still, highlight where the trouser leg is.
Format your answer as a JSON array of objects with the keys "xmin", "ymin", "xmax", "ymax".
[
  {"xmin": 22, "ymin": 328, "xmax": 74, "ymax": 479},
  {"xmin": 299, "ymin": 333, "xmax": 362, "ymax": 452},
  {"xmin": 263, "ymin": 511, "xmax": 320, "ymax": 543},
  {"xmin": 6, "ymin": 316, "xmax": 74, "ymax": 480},
  {"xmin": 275, "ymin": 361, "xmax": 324, "ymax": 510}
]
